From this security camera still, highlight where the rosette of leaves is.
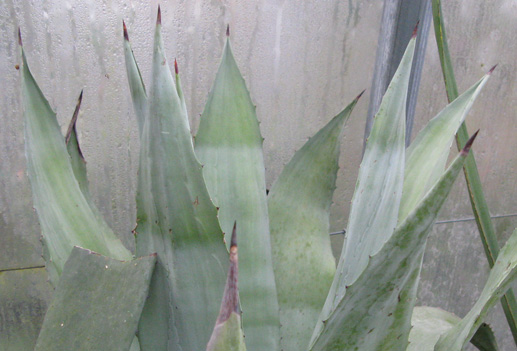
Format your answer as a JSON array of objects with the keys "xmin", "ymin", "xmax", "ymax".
[{"xmin": 19, "ymin": 6, "xmax": 517, "ymax": 351}]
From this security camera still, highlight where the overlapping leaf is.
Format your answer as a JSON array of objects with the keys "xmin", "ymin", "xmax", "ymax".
[
  {"xmin": 267, "ymin": 95, "xmax": 359, "ymax": 350},
  {"xmin": 194, "ymin": 37, "xmax": 280, "ymax": 350},
  {"xmin": 309, "ymin": 139, "xmax": 474, "ymax": 350},
  {"xmin": 21, "ymin": 39, "xmax": 132, "ymax": 287},
  {"xmin": 34, "ymin": 247, "xmax": 155, "ymax": 351},
  {"xmin": 125, "ymin": 13, "xmax": 228, "ymax": 351}
]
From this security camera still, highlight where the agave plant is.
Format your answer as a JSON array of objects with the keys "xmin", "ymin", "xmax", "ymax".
[{"xmin": 18, "ymin": 6, "xmax": 517, "ymax": 351}]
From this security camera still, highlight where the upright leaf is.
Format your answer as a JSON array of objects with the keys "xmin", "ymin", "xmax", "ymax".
[
  {"xmin": 267, "ymin": 95, "xmax": 360, "ymax": 350},
  {"xmin": 20, "ymin": 35, "xmax": 132, "ymax": 286},
  {"xmin": 314, "ymin": 34, "xmax": 416, "ymax": 336},
  {"xmin": 400, "ymin": 72, "xmax": 490, "ymax": 221},
  {"xmin": 194, "ymin": 36, "xmax": 280, "ymax": 350},
  {"xmin": 432, "ymin": 0, "xmax": 517, "ymax": 343},
  {"xmin": 207, "ymin": 224, "xmax": 247, "ymax": 351},
  {"xmin": 131, "ymin": 10, "xmax": 228, "ymax": 351},
  {"xmin": 123, "ymin": 21, "xmax": 147, "ymax": 136},
  {"xmin": 309, "ymin": 137, "xmax": 475, "ymax": 350},
  {"xmin": 34, "ymin": 247, "xmax": 156, "ymax": 351},
  {"xmin": 436, "ymin": 227, "xmax": 517, "ymax": 351}
]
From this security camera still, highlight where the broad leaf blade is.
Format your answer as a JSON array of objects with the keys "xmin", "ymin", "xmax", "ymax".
[
  {"xmin": 309, "ymin": 141, "xmax": 472, "ymax": 350},
  {"xmin": 436, "ymin": 227, "xmax": 517, "ymax": 351},
  {"xmin": 267, "ymin": 96, "xmax": 359, "ymax": 350},
  {"xmin": 432, "ymin": 0, "xmax": 517, "ymax": 343},
  {"xmin": 194, "ymin": 38, "xmax": 280, "ymax": 350},
  {"xmin": 400, "ymin": 73, "xmax": 490, "ymax": 221},
  {"xmin": 34, "ymin": 247, "xmax": 155, "ymax": 351},
  {"xmin": 133, "ymin": 12, "xmax": 228, "ymax": 351},
  {"xmin": 207, "ymin": 224, "xmax": 247, "ymax": 351},
  {"xmin": 21, "ymin": 44, "xmax": 132, "ymax": 286},
  {"xmin": 313, "ymin": 35, "xmax": 416, "ymax": 337},
  {"xmin": 409, "ymin": 307, "xmax": 499, "ymax": 351}
]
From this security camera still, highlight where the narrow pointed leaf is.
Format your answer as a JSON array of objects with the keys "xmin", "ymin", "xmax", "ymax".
[
  {"xmin": 309, "ymin": 142, "xmax": 471, "ymax": 350},
  {"xmin": 34, "ymin": 247, "xmax": 155, "ymax": 351},
  {"xmin": 267, "ymin": 96, "xmax": 359, "ymax": 350},
  {"xmin": 133, "ymin": 14, "xmax": 228, "ymax": 351},
  {"xmin": 123, "ymin": 21, "xmax": 148, "ymax": 136},
  {"xmin": 408, "ymin": 307, "xmax": 498, "ymax": 351},
  {"xmin": 314, "ymin": 36, "xmax": 416, "ymax": 335},
  {"xmin": 432, "ymin": 0, "xmax": 517, "ymax": 342},
  {"xmin": 207, "ymin": 224, "xmax": 247, "ymax": 351},
  {"xmin": 21, "ymin": 45, "xmax": 132, "ymax": 286},
  {"xmin": 436, "ymin": 227, "xmax": 517, "ymax": 351},
  {"xmin": 195, "ymin": 39, "xmax": 280, "ymax": 351},
  {"xmin": 399, "ymin": 73, "xmax": 490, "ymax": 221}
]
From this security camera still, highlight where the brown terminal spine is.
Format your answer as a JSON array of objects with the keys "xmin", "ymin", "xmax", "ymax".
[
  {"xmin": 123, "ymin": 21, "xmax": 129, "ymax": 41},
  {"xmin": 226, "ymin": 24, "xmax": 230, "ymax": 37},
  {"xmin": 488, "ymin": 64, "xmax": 498, "ymax": 75},
  {"xmin": 174, "ymin": 58, "xmax": 179, "ymax": 75},
  {"xmin": 462, "ymin": 130, "xmax": 479, "ymax": 155},
  {"xmin": 412, "ymin": 21, "xmax": 419, "ymax": 38},
  {"xmin": 18, "ymin": 28, "xmax": 22, "ymax": 46},
  {"xmin": 356, "ymin": 89, "xmax": 366, "ymax": 101},
  {"xmin": 157, "ymin": 5, "xmax": 161, "ymax": 25}
]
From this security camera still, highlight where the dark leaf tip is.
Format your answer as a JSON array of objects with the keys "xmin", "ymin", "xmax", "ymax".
[
  {"xmin": 356, "ymin": 89, "xmax": 366, "ymax": 101},
  {"xmin": 65, "ymin": 90, "xmax": 84, "ymax": 145},
  {"xmin": 226, "ymin": 24, "xmax": 230, "ymax": 37},
  {"xmin": 462, "ymin": 130, "xmax": 479, "ymax": 155},
  {"xmin": 412, "ymin": 21, "xmax": 419, "ymax": 38},
  {"xmin": 488, "ymin": 64, "xmax": 497, "ymax": 75},
  {"xmin": 230, "ymin": 221, "xmax": 237, "ymax": 248},
  {"xmin": 123, "ymin": 20, "xmax": 129, "ymax": 41},
  {"xmin": 18, "ymin": 28, "xmax": 22, "ymax": 46},
  {"xmin": 157, "ymin": 5, "xmax": 161, "ymax": 25},
  {"xmin": 174, "ymin": 58, "xmax": 179, "ymax": 75}
]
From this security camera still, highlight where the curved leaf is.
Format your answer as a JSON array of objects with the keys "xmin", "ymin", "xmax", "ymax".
[
  {"xmin": 267, "ymin": 95, "xmax": 359, "ymax": 350},
  {"xmin": 21, "ymin": 41, "xmax": 132, "ymax": 286}
]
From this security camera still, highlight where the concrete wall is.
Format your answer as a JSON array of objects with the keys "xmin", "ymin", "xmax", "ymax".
[{"xmin": 0, "ymin": 0, "xmax": 516, "ymax": 349}]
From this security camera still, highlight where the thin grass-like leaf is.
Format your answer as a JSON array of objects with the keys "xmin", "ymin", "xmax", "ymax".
[
  {"xmin": 267, "ymin": 94, "xmax": 360, "ymax": 350},
  {"xmin": 432, "ymin": 0, "xmax": 517, "ymax": 343},
  {"xmin": 194, "ymin": 35, "xmax": 279, "ymax": 351}
]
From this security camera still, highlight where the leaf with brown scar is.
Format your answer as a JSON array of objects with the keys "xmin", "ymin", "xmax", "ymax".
[{"xmin": 207, "ymin": 222, "xmax": 247, "ymax": 351}]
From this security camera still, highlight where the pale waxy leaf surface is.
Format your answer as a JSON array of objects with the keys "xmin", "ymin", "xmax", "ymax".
[
  {"xmin": 131, "ymin": 14, "xmax": 228, "ymax": 351},
  {"xmin": 267, "ymin": 96, "xmax": 359, "ymax": 350},
  {"xmin": 435, "ymin": 227, "xmax": 517, "ymax": 351},
  {"xmin": 408, "ymin": 306, "xmax": 498, "ymax": 351},
  {"xmin": 21, "ymin": 45, "xmax": 132, "ymax": 286},
  {"xmin": 399, "ymin": 72, "xmax": 490, "ymax": 221},
  {"xmin": 123, "ymin": 22, "xmax": 147, "ymax": 136},
  {"xmin": 313, "ymin": 35, "xmax": 416, "ymax": 338},
  {"xmin": 309, "ymin": 144, "xmax": 471, "ymax": 351},
  {"xmin": 34, "ymin": 247, "xmax": 155, "ymax": 351},
  {"xmin": 195, "ymin": 38, "xmax": 280, "ymax": 351},
  {"xmin": 207, "ymin": 225, "xmax": 247, "ymax": 351}
]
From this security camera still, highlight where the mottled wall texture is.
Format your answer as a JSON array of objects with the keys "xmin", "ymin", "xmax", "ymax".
[{"xmin": 0, "ymin": 0, "xmax": 516, "ymax": 349}]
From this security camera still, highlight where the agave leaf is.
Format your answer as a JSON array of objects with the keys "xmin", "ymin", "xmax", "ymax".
[
  {"xmin": 309, "ymin": 138, "xmax": 474, "ymax": 350},
  {"xmin": 267, "ymin": 95, "xmax": 360, "ymax": 350},
  {"xmin": 132, "ymin": 11, "xmax": 228, "ymax": 351},
  {"xmin": 408, "ymin": 306, "xmax": 498, "ymax": 351},
  {"xmin": 194, "ymin": 37, "xmax": 279, "ymax": 350},
  {"xmin": 399, "ymin": 72, "xmax": 490, "ymax": 221},
  {"xmin": 432, "ymin": 0, "xmax": 517, "ymax": 343},
  {"xmin": 20, "ymin": 40, "xmax": 132, "ymax": 286},
  {"xmin": 123, "ymin": 21, "xmax": 147, "ymax": 136},
  {"xmin": 34, "ymin": 247, "xmax": 155, "ymax": 351},
  {"xmin": 314, "ymin": 34, "xmax": 416, "ymax": 338},
  {"xmin": 435, "ymin": 227, "xmax": 517, "ymax": 351},
  {"xmin": 207, "ymin": 224, "xmax": 247, "ymax": 351}
]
